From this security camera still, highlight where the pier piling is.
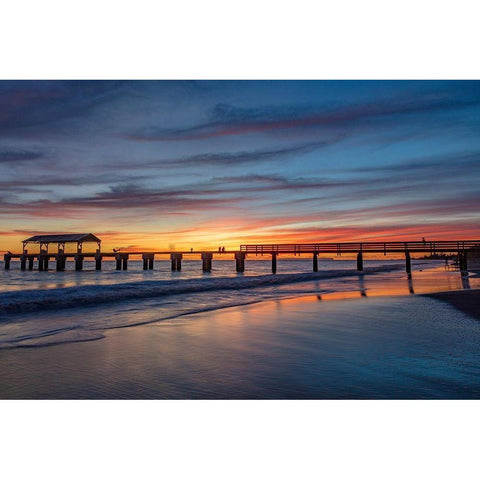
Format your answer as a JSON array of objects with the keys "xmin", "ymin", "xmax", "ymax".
[
  {"xmin": 235, "ymin": 251, "xmax": 246, "ymax": 273},
  {"xmin": 313, "ymin": 253, "xmax": 318, "ymax": 272},
  {"xmin": 28, "ymin": 257, "xmax": 34, "ymax": 270},
  {"xmin": 171, "ymin": 253, "xmax": 182, "ymax": 271},
  {"xmin": 122, "ymin": 254, "xmax": 128, "ymax": 270},
  {"xmin": 20, "ymin": 255, "xmax": 27, "ymax": 270},
  {"xmin": 75, "ymin": 254, "xmax": 83, "ymax": 271},
  {"xmin": 142, "ymin": 254, "xmax": 154, "ymax": 270},
  {"xmin": 405, "ymin": 251, "xmax": 411, "ymax": 274},
  {"xmin": 201, "ymin": 252, "xmax": 213, "ymax": 272},
  {"xmin": 95, "ymin": 255, "xmax": 102, "ymax": 271},
  {"xmin": 4, "ymin": 254, "xmax": 11, "ymax": 270},
  {"xmin": 357, "ymin": 252, "xmax": 363, "ymax": 271},
  {"xmin": 460, "ymin": 251, "xmax": 468, "ymax": 272},
  {"xmin": 56, "ymin": 254, "xmax": 66, "ymax": 271},
  {"xmin": 271, "ymin": 253, "xmax": 277, "ymax": 273}
]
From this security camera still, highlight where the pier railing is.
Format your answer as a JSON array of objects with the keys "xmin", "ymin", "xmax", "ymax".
[{"xmin": 240, "ymin": 240, "xmax": 480, "ymax": 255}]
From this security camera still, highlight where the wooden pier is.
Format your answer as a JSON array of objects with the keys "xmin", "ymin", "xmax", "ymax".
[{"xmin": 3, "ymin": 237, "xmax": 479, "ymax": 274}]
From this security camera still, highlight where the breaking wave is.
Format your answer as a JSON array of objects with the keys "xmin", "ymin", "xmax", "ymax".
[{"xmin": 0, "ymin": 265, "xmax": 401, "ymax": 316}]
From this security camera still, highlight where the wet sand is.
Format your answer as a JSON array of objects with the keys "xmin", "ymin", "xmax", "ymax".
[
  {"xmin": 426, "ymin": 289, "xmax": 480, "ymax": 321},
  {"xmin": 1, "ymin": 287, "xmax": 479, "ymax": 399}
]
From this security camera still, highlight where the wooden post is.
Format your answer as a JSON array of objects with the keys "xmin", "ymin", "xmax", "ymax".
[
  {"xmin": 38, "ymin": 252, "xmax": 49, "ymax": 271},
  {"xmin": 56, "ymin": 254, "xmax": 66, "ymax": 271},
  {"xmin": 75, "ymin": 254, "xmax": 83, "ymax": 271},
  {"xmin": 122, "ymin": 254, "xmax": 128, "ymax": 270},
  {"xmin": 357, "ymin": 252, "xmax": 363, "ymax": 271},
  {"xmin": 171, "ymin": 253, "xmax": 182, "ymax": 271},
  {"xmin": 28, "ymin": 257, "xmax": 34, "ymax": 270},
  {"xmin": 143, "ymin": 256, "xmax": 148, "ymax": 270},
  {"xmin": 460, "ymin": 251, "xmax": 468, "ymax": 272},
  {"xmin": 235, "ymin": 251, "xmax": 246, "ymax": 273},
  {"xmin": 313, "ymin": 253, "xmax": 318, "ymax": 272},
  {"xmin": 201, "ymin": 252, "xmax": 213, "ymax": 272},
  {"xmin": 148, "ymin": 256, "xmax": 154, "ymax": 270},
  {"xmin": 170, "ymin": 253, "xmax": 182, "ymax": 271},
  {"xmin": 4, "ymin": 254, "xmax": 11, "ymax": 270},
  {"xmin": 20, "ymin": 255, "xmax": 27, "ymax": 270},
  {"xmin": 271, "ymin": 252, "xmax": 277, "ymax": 273},
  {"xmin": 115, "ymin": 254, "xmax": 122, "ymax": 270},
  {"xmin": 405, "ymin": 251, "xmax": 411, "ymax": 274},
  {"xmin": 95, "ymin": 255, "xmax": 102, "ymax": 270}
]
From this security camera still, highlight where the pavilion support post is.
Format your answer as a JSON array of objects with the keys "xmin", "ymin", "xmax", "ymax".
[
  {"xmin": 201, "ymin": 252, "xmax": 213, "ymax": 272},
  {"xmin": 95, "ymin": 255, "xmax": 102, "ymax": 271},
  {"xmin": 75, "ymin": 254, "xmax": 83, "ymax": 271},
  {"xmin": 271, "ymin": 252, "xmax": 277, "ymax": 274},
  {"xmin": 20, "ymin": 255, "xmax": 27, "ymax": 270},
  {"xmin": 4, "ymin": 254, "xmax": 11, "ymax": 270},
  {"xmin": 39, "ymin": 253, "xmax": 48, "ymax": 271},
  {"xmin": 357, "ymin": 252, "xmax": 363, "ymax": 272},
  {"xmin": 28, "ymin": 257, "xmax": 34, "ymax": 270},
  {"xmin": 115, "ymin": 254, "xmax": 122, "ymax": 270},
  {"xmin": 313, "ymin": 253, "xmax": 318, "ymax": 272},
  {"xmin": 235, "ymin": 252, "xmax": 246, "ymax": 273},
  {"xmin": 405, "ymin": 251, "xmax": 411, "ymax": 274},
  {"xmin": 56, "ymin": 254, "xmax": 66, "ymax": 271},
  {"xmin": 148, "ymin": 257, "xmax": 154, "ymax": 270},
  {"xmin": 122, "ymin": 254, "xmax": 128, "ymax": 270},
  {"xmin": 143, "ymin": 256, "xmax": 148, "ymax": 270}
]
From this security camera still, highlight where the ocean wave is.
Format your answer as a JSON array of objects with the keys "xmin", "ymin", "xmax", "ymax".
[{"xmin": 0, "ymin": 265, "xmax": 402, "ymax": 316}]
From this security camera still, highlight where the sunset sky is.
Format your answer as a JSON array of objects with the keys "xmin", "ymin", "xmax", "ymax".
[{"xmin": 1, "ymin": 80, "xmax": 479, "ymax": 252}]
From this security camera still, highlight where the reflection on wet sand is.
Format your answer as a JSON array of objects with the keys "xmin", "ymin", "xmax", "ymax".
[
  {"xmin": 407, "ymin": 274, "xmax": 415, "ymax": 295},
  {"xmin": 318, "ymin": 268, "xmax": 476, "ymax": 302}
]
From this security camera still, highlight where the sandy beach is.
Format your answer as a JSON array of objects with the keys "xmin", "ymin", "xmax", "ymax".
[{"xmin": 1, "ymin": 283, "xmax": 479, "ymax": 399}]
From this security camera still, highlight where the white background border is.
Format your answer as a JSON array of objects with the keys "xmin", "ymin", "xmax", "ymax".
[{"xmin": 1, "ymin": 1, "xmax": 479, "ymax": 478}]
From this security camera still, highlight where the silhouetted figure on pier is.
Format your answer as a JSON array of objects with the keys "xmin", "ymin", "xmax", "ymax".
[{"xmin": 222, "ymin": 247, "xmax": 226, "ymax": 253}]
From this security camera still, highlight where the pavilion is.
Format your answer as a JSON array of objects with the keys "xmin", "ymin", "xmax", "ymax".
[{"xmin": 22, "ymin": 233, "xmax": 102, "ymax": 253}]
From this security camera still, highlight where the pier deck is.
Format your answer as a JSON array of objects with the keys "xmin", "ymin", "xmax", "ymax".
[{"xmin": 3, "ymin": 240, "xmax": 479, "ymax": 274}]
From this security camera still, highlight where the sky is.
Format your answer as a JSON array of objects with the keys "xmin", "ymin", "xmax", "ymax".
[{"xmin": 0, "ymin": 80, "xmax": 479, "ymax": 252}]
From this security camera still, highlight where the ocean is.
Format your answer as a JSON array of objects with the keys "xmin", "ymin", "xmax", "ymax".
[{"xmin": 0, "ymin": 258, "xmax": 479, "ymax": 398}]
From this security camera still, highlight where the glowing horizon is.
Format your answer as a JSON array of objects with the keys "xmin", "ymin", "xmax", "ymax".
[{"xmin": 1, "ymin": 80, "xmax": 479, "ymax": 253}]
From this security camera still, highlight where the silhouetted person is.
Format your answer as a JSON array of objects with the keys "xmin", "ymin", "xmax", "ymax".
[
  {"xmin": 190, "ymin": 248, "xmax": 193, "ymax": 253},
  {"xmin": 222, "ymin": 246, "xmax": 225, "ymax": 253},
  {"xmin": 218, "ymin": 246, "xmax": 221, "ymax": 253}
]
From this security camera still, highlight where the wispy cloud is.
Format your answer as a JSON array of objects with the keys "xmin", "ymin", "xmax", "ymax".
[
  {"xmin": 0, "ymin": 80, "xmax": 128, "ymax": 134},
  {"xmin": 126, "ymin": 87, "xmax": 480, "ymax": 141},
  {"xmin": 0, "ymin": 147, "xmax": 46, "ymax": 163}
]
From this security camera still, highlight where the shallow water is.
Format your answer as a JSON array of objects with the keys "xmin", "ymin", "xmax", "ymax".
[
  {"xmin": 1, "ymin": 292, "xmax": 479, "ymax": 399},
  {"xmin": 1, "ymin": 260, "xmax": 476, "ymax": 349}
]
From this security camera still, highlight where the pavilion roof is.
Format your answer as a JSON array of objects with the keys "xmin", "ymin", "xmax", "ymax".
[{"xmin": 23, "ymin": 233, "xmax": 101, "ymax": 244}]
